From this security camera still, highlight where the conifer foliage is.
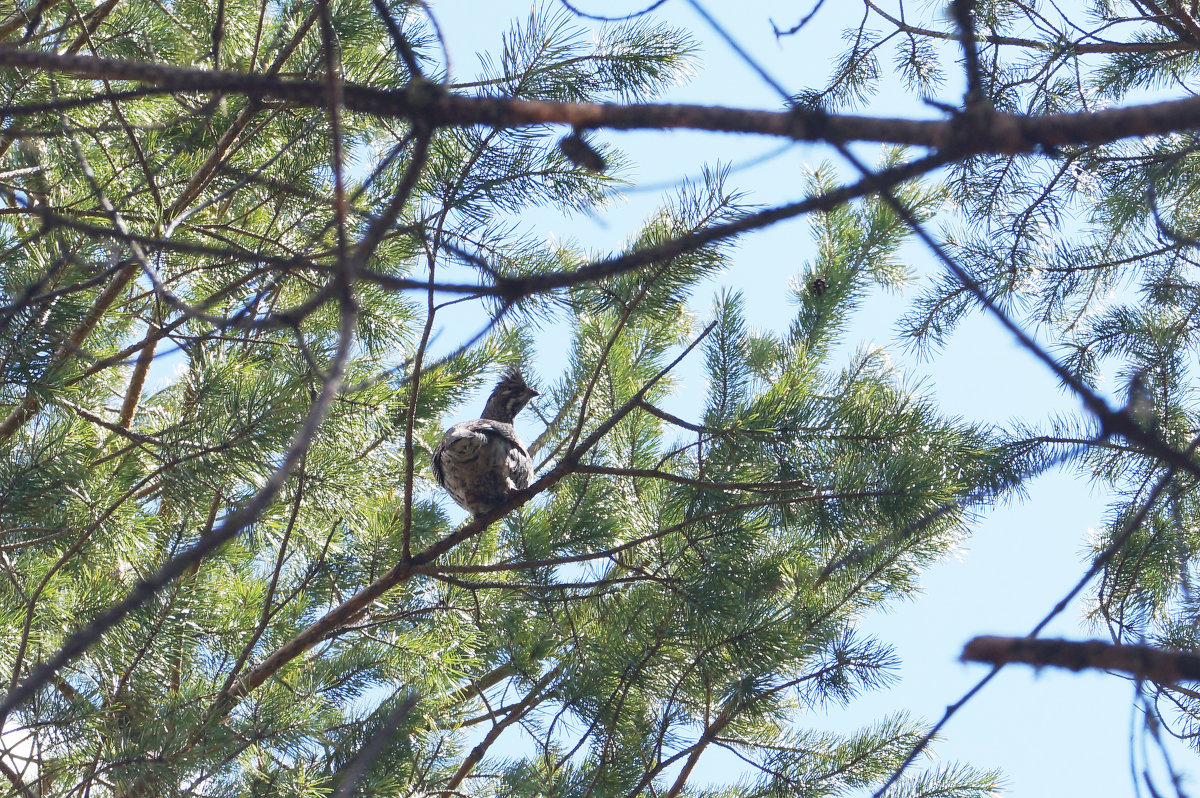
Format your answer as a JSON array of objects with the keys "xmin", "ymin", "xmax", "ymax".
[
  {"xmin": 806, "ymin": 0, "xmax": 1200, "ymax": 754},
  {"xmin": 1, "ymin": 0, "xmax": 1199, "ymax": 795}
]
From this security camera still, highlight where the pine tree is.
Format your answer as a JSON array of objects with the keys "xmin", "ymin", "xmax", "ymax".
[
  {"xmin": 9, "ymin": 0, "xmax": 1199, "ymax": 794},
  {"xmin": 790, "ymin": 0, "xmax": 1200, "ymax": 751}
]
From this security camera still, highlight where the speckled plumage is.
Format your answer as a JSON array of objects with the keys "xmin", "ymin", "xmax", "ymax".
[{"xmin": 433, "ymin": 369, "xmax": 538, "ymax": 516}]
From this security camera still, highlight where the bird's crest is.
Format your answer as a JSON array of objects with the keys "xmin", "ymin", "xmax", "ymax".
[{"xmin": 480, "ymin": 367, "xmax": 539, "ymax": 423}]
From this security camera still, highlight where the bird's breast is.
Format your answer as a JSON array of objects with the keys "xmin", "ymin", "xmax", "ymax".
[{"xmin": 433, "ymin": 420, "xmax": 533, "ymax": 515}]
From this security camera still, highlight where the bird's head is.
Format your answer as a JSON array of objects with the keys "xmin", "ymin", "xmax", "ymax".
[{"xmin": 480, "ymin": 367, "xmax": 539, "ymax": 423}]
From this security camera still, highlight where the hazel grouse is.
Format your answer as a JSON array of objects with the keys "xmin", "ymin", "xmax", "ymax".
[{"xmin": 432, "ymin": 368, "xmax": 538, "ymax": 516}]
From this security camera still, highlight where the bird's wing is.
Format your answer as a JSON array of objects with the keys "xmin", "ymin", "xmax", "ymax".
[
  {"xmin": 505, "ymin": 445, "xmax": 534, "ymax": 490},
  {"xmin": 461, "ymin": 419, "xmax": 529, "ymax": 455},
  {"xmin": 431, "ymin": 443, "xmax": 446, "ymax": 486}
]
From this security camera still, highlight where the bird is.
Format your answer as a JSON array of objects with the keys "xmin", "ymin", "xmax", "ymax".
[{"xmin": 432, "ymin": 368, "xmax": 539, "ymax": 516}]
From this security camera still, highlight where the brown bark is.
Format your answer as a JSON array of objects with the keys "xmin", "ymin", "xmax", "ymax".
[
  {"xmin": 7, "ymin": 46, "xmax": 1200, "ymax": 157},
  {"xmin": 963, "ymin": 636, "xmax": 1200, "ymax": 684}
]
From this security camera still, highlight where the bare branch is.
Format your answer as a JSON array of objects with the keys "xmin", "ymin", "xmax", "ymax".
[
  {"xmin": 962, "ymin": 636, "xmax": 1200, "ymax": 684},
  {"xmin": 11, "ymin": 47, "xmax": 1200, "ymax": 155}
]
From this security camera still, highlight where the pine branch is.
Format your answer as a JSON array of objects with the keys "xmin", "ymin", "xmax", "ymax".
[
  {"xmin": 574, "ymin": 463, "xmax": 821, "ymax": 493},
  {"xmin": 1164, "ymin": 0, "xmax": 1200, "ymax": 45},
  {"xmin": 424, "ymin": 492, "xmax": 868, "ymax": 576},
  {"xmin": 963, "ymin": 636, "xmax": 1200, "ymax": 685},
  {"xmin": 0, "ymin": 259, "xmax": 138, "ymax": 445},
  {"xmin": 116, "ymin": 313, "xmax": 158, "ymax": 428},
  {"xmin": 443, "ymin": 667, "xmax": 559, "ymax": 791},
  {"xmin": 333, "ymin": 692, "xmax": 420, "ymax": 798},
  {"xmin": 0, "ymin": 757, "xmax": 36, "ymax": 798},
  {"xmin": 164, "ymin": 5, "xmax": 320, "ymax": 220},
  {"xmin": 0, "ymin": 277, "xmax": 360, "ymax": 727},
  {"xmin": 873, "ymin": 437, "xmax": 1195, "ymax": 798},
  {"xmin": 862, "ymin": 0, "xmax": 1195, "ymax": 54},
  {"xmin": 62, "ymin": 0, "xmax": 120, "ymax": 57},
  {"xmin": 13, "ymin": 46, "xmax": 1200, "ymax": 155},
  {"xmin": 443, "ymin": 662, "xmax": 516, "ymax": 709},
  {"xmin": 835, "ymin": 142, "xmax": 1200, "ymax": 481},
  {"xmin": 217, "ymin": 320, "xmax": 717, "ymax": 718}
]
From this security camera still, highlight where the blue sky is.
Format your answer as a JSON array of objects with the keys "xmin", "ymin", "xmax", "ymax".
[{"xmin": 431, "ymin": 1, "xmax": 1200, "ymax": 795}]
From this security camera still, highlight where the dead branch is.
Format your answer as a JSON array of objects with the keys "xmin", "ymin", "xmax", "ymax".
[{"xmin": 963, "ymin": 636, "xmax": 1200, "ymax": 685}]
